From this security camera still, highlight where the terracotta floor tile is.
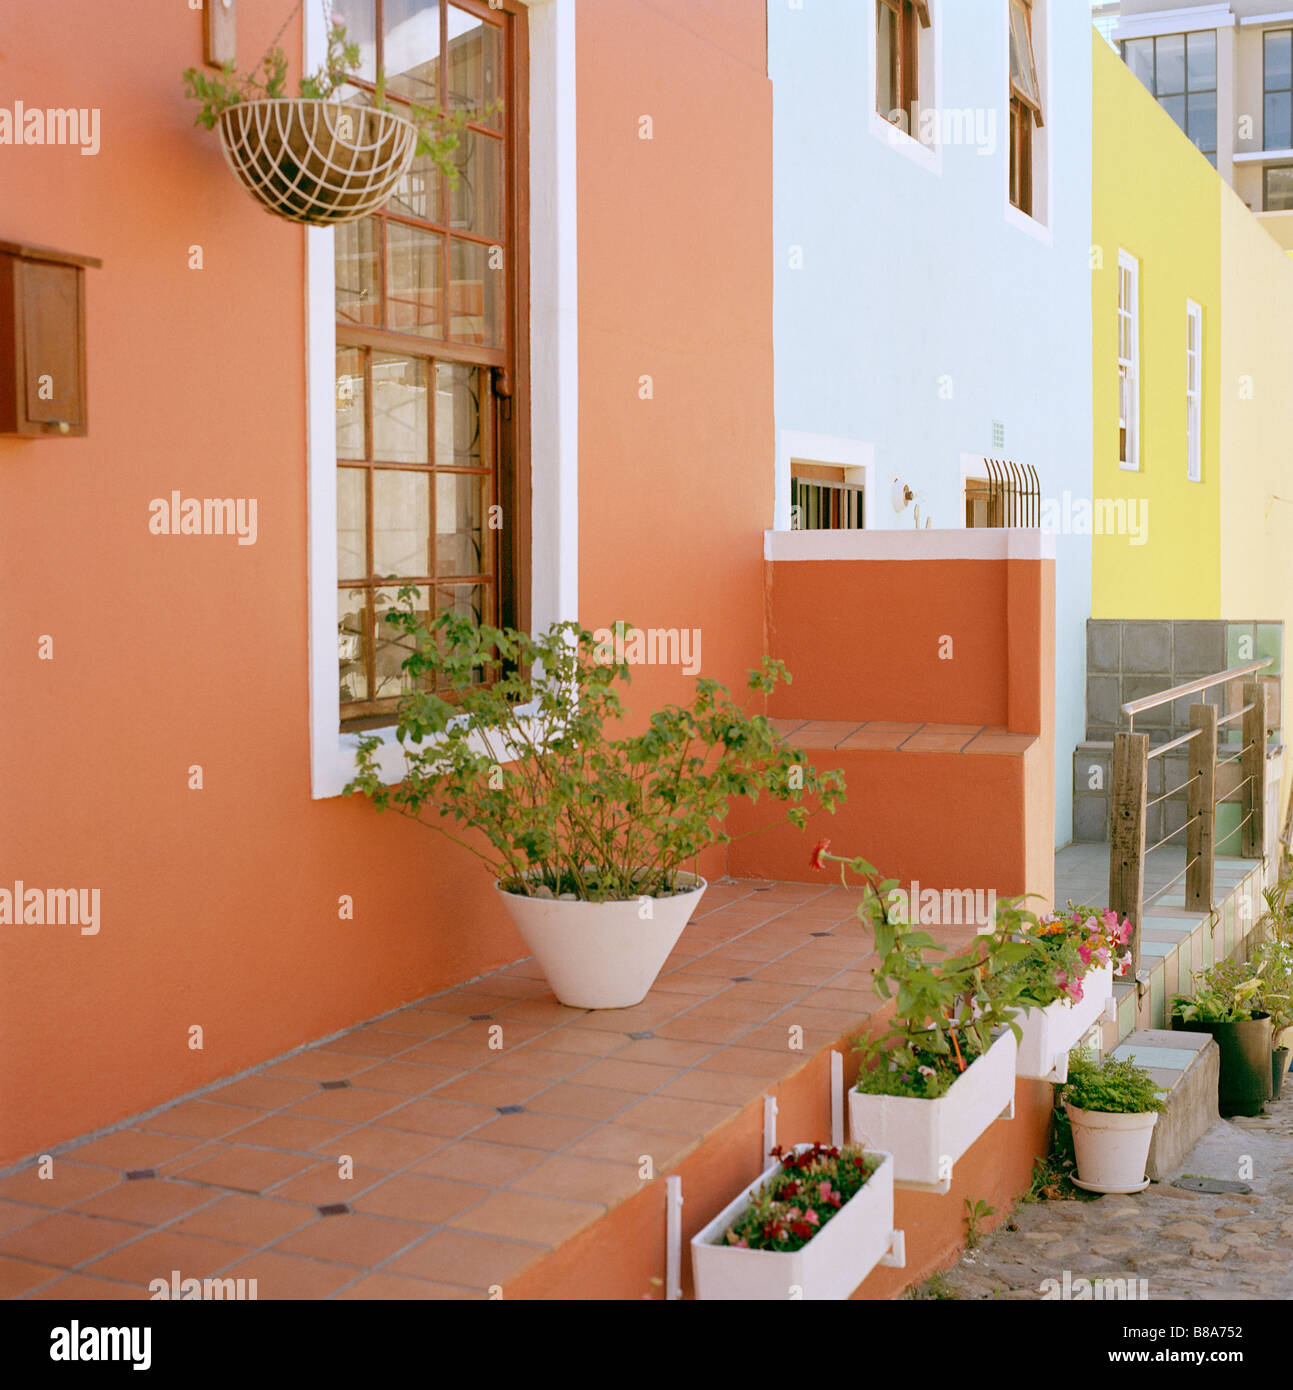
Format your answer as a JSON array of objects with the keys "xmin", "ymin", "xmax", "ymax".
[
  {"xmin": 430, "ymin": 1071, "xmax": 548, "ymax": 1108},
  {"xmin": 616, "ymin": 1094, "xmax": 739, "ymax": 1136},
  {"xmin": 74, "ymin": 1179, "xmax": 218, "ymax": 1226},
  {"xmin": 697, "ymin": 1047, "xmax": 798, "ymax": 1080},
  {"xmin": 509, "ymin": 1155, "xmax": 643, "ymax": 1207},
  {"xmin": 214, "ymin": 1250, "xmax": 357, "ymax": 1299},
  {"xmin": 422, "ymin": 990, "xmax": 527, "ymax": 1015},
  {"xmin": 333, "ymin": 1272, "xmax": 482, "ymax": 1300},
  {"xmin": 177, "ymin": 1146, "xmax": 317, "ymax": 1195},
  {"xmin": 203, "ymin": 1075, "xmax": 319, "ymax": 1110},
  {"xmin": 0, "ymin": 1200, "xmax": 50, "ymax": 1236},
  {"xmin": 963, "ymin": 732, "xmax": 1036, "ymax": 755},
  {"xmin": 805, "ymin": 986, "xmax": 875, "ymax": 1011},
  {"xmin": 767, "ymin": 717, "xmax": 806, "ymax": 737},
  {"xmin": 836, "ymin": 729, "xmax": 915, "ymax": 751},
  {"xmin": 156, "ymin": 1142, "xmax": 225, "ymax": 1177},
  {"xmin": 0, "ymin": 1160, "xmax": 119, "ymax": 1209},
  {"xmin": 475, "ymin": 1046, "xmax": 584, "ymax": 1082},
  {"xmin": 380, "ymin": 1097, "xmax": 496, "ymax": 1139},
  {"xmin": 275, "ymin": 1211, "xmax": 425, "ymax": 1267},
  {"xmin": 524, "ymin": 1083, "xmax": 637, "ymax": 1122},
  {"xmin": 609, "ymin": 1037, "xmax": 716, "ymax": 1068},
  {"xmin": 413, "ymin": 1139, "xmax": 545, "ymax": 1186},
  {"xmin": 347, "ymin": 1060, "xmax": 459, "ymax": 1095},
  {"xmin": 766, "ymin": 1004, "xmax": 863, "ymax": 1033},
  {"xmin": 495, "ymin": 999, "xmax": 590, "ymax": 1027},
  {"xmin": 568, "ymin": 1057, "xmax": 682, "ymax": 1094},
  {"xmin": 401, "ymin": 1039, "xmax": 511, "ymax": 1070},
  {"xmin": 264, "ymin": 1051, "xmax": 376, "ymax": 1083},
  {"xmin": 469, "ymin": 1111, "xmax": 598, "ymax": 1152},
  {"xmin": 366, "ymin": 1010, "xmax": 468, "ymax": 1038},
  {"xmin": 387, "ymin": 1228, "xmax": 542, "ymax": 1290},
  {"xmin": 566, "ymin": 1123, "xmax": 698, "ymax": 1169},
  {"xmin": 685, "ymin": 994, "xmax": 781, "ymax": 1023},
  {"xmin": 0, "ymin": 1211, "xmax": 142, "ymax": 1268},
  {"xmin": 721, "ymin": 979, "xmax": 808, "ymax": 1006},
  {"xmin": 651, "ymin": 973, "xmax": 737, "ymax": 997},
  {"xmin": 60, "ymin": 1129, "xmax": 203, "ymax": 1173},
  {"xmin": 652, "ymin": 1015, "xmax": 750, "ymax": 1044},
  {"xmin": 267, "ymin": 1163, "xmax": 389, "ymax": 1207},
  {"xmin": 316, "ymin": 1030, "xmax": 419, "ymax": 1059},
  {"xmin": 525, "ymin": 1027, "xmax": 625, "ymax": 1056},
  {"xmin": 228, "ymin": 1112, "xmax": 354, "ymax": 1152},
  {"xmin": 284, "ymin": 1087, "xmax": 404, "ymax": 1126},
  {"xmin": 449, "ymin": 1018, "xmax": 550, "ymax": 1050},
  {"xmin": 172, "ymin": 1194, "xmax": 316, "ymax": 1247},
  {"xmin": 355, "ymin": 1173, "xmax": 490, "ymax": 1225},
  {"xmin": 317, "ymin": 1126, "xmax": 444, "ymax": 1172},
  {"xmin": 450, "ymin": 1190, "xmax": 603, "ymax": 1245},
  {"xmin": 137, "ymin": 1100, "xmax": 260, "ymax": 1141},
  {"xmin": 657, "ymin": 1070, "xmax": 767, "ymax": 1107},
  {"xmin": 84, "ymin": 1230, "xmax": 247, "ymax": 1284},
  {"xmin": 0, "ymin": 1256, "xmax": 61, "ymax": 1298},
  {"xmin": 752, "ymin": 961, "xmax": 838, "ymax": 986},
  {"xmin": 27, "ymin": 1273, "xmax": 146, "ymax": 1300},
  {"xmin": 792, "ymin": 720, "xmax": 865, "ymax": 747},
  {"xmin": 738, "ymin": 1023, "xmax": 838, "ymax": 1054}
]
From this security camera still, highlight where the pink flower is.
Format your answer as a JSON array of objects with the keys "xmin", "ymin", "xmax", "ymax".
[
  {"xmin": 805, "ymin": 1210, "xmax": 820, "ymax": 1226},
  {"xmin": 818, "ymin": 1181, "xmax": 834, "ymax": 1202},
  {"xmin": 1068, "ymin": 977, "xmax": 1085, "ymax": 1002},
  {"xmin": 1077, "ymin": 943, "xmax": 1093, "ymax": 966}
]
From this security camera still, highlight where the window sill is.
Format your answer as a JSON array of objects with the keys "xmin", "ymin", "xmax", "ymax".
[
  {"xmin": 869, "ymin": 111, "xmax": 942, "ymax": 175},
  {"xmin": 1004, "ymin": 201, "xmax": 1052, "ymax": 245},
  {"xmin": 1118, "ymin": 460, "xmax": 1141, "ymax": 473}
]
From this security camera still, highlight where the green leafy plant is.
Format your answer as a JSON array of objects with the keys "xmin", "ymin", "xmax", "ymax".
[
  {"xmin": 963, "ymin": 1197, "xmax": 995, "ymax": 1248},
  {"xmin": 905, "ymin": 1271, "xmax": 961, "ymax": 1301},
  {"xmin": 1060, "ymin": 1048, "xmax": 1165, "ymax": 1115},
  {"xmin": 1171, "ymin": 958, "xmax": 1272, "ymax": 1024},
  {"xmin": 1252, "ymin": 940, "xmax": 1293, "ymax": 1035},
  {"xmin": 712, "ymin": 1144, "xmax": 877, "ymax": 1253},
  {"xmin": 346, "ymin": 597, "xmax": 845, "ymax": 902}
]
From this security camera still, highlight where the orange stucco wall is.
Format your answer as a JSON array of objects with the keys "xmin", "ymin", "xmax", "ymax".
[{"xmin": 0, "ymin": 3, "xmax": 775, "ymax": 1167}]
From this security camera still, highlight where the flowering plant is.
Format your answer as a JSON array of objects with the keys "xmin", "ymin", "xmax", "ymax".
[
  {"xmin": 716, "ymin": 1144, "xmax": 879, "ymax": 1252},
  {"xmin": 1010, "ymin": 903, "xmax": 1134, "ymax": 1009}
]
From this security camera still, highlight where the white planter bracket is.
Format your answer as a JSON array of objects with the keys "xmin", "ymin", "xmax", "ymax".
[
  {"xmin": 665, "ymin": 1175, "xmax": 683, "ymax": 1301},
  {"xmin": 763, "ymin": 1095, "xmax": 778, "ymax": 1158},
  {"xmin": 830, "ymin": 1050, "xmax": 844, "ymax": 1149},
  {"xmin": 895, "ymin": 1174, "xmax": 952, "ymax": 1195},
  {"xmin": 880, "ymin": 1229, "xmax": 907, "ymax": 1268},
  {"xmin": 998, "ymin": 1095, "xmax": 1016, "ymax": 1120},
  {"xmin": 1103, "ymin": 995, "xmax": 1118, "ymax": 1024},
  {"xmin": 1044, "ymin": 1050, "xmax": 1069, "ymax": 1085}
]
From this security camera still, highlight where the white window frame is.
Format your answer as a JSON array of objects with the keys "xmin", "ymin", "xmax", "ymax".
[
  {"xmin": 1117, "ymin": 249, "xmax": 1141, "ymax": 473},
  {"xmin": 1004, "ymin": 0, "xmax": 1052, "ymax": 243},
  {"xmin": 1186, "ymin": 299, "xmax": 1203, "ymax": 483},
  {"xmin": 867, "ymin": 0, "xmax": 943, "ymax": 176},
  {"xmin": 775, "ymin": 432, "xmax": 874, "ymax": 533}
]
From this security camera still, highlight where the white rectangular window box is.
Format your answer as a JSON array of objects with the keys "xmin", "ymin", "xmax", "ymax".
[
  {"xmin": 848, "ymin": 1029, "xmax": 1018, "ymax": 1192},
  {"xmin": 1015, "ymin": 964, "xmax": 1116, "ymax": 1081},
  {"xmin": 690, "ymin": 1146, "xmax": 902, "ymax": 1301}
]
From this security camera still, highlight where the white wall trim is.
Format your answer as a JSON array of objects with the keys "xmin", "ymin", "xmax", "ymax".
[
  {"xmin": 305, "ymin": 0, "xmax": 579, "ymax": 799},
  {"xmin": 1114, "ymin": 5, "xmax": 1235, "ymax": 42},
  {"xmin": 1239, "ymin": 8, "xmax": 1293, "ymax": 25},
  {"xmin": 763, "ymin": 528, "xmax": 1055, "ymax": 563},
  {"xmin": 775, "ymin": 430, "xmax": 875, "ymax": 532}
]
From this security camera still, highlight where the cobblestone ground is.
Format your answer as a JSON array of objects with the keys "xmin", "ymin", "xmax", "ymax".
[{"xmin": 932, "ymin": 1078, "xmax": 1293, "ymax": 1301}]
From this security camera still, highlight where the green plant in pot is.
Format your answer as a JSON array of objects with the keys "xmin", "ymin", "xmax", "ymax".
[
  {"xmin": 1171, "ymin": 959, "xmax": 1278, "ymax": 1117},
  {"xmin": 1059, "ymin": 1049, "xmax": 1165, "ymax": 1195},
  {"xmin": 1252, "ymin": 939, "xmax": 1293, "ymax": 1099},
  {"xmin": 347, "ymin": 597, "xmax": 845, "ymax": 1009}
]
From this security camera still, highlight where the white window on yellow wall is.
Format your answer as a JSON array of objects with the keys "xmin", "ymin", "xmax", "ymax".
[
  {"xmin": 1118, "ymin": 250, "xmax": 1140, "ymax": 472},
  {"xmin": 1186, "ymin": 300, "xmax": 1202, "ymax": 483}
]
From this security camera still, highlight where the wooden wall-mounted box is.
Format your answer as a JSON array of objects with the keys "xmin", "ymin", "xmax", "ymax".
[{"xmin": 0, "ymin": 240, "xmax": 102, "ymax": 438}]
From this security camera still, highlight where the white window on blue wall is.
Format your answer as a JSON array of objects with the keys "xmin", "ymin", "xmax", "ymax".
[
  {"xmin": 870, "ymin": 0, "xmax": 939, "ymax": 171},
  {"xmin": 1007, "ymin": 0, "xmax": 1049, "ymax": 232},
  {"xmin": 1118, "ymin": 250, "xmax": 1140, "ymax": 472},
  {"xmin": 1186, "ymin": 300, "xmax": 1203, "ymax": 483}
]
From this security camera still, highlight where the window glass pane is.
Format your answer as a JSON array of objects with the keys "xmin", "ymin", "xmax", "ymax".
[
  {"xmin": 388, "ymin": 150, "xmax": 443, "ymax": 223},
  {"xmin": 1265, "ymin": 31, "xmax": 1293, "ymax": 91},
  {"xmin": 435, "ymin": 362, "xmax": 483, "ymax": 467},
  {"xmin": 438, "ymin": 582, "xmax": 487, "ymax": 623},
  {"xmin": 437, "ymin": 472, "xmax": 488, "ymax": 577},
  {"xmin": 1188, "ymin": 91, "xmax": 1217, "ymax": 153},
  {"xmin": 1009, "ymin": 2, "xmax": 1039, "ymax": 104},
  {"xmin": 448, "ymin": 5, "xmax": 503, "ymax": 126},
  {"xmin": 877, "ymin": 4, "xmax": 898, "ymax": 118},
  {"xmin": 338, "ymin": 588, "xmax": 369, "ymax": 702},
  {"xmin": 1266, "ymin": 92, "xmax": 1293, "ymax": 151},
  {"xmin": 332, "ymin": 0, "xmax": 378, "ymax": 83},
  {"xmin": 385, "ymin": 0, "xmax": 441, "ymax": 104},
  {"xmin": 1125, "ymin": 38, "xmax": 1154, "ymax": 90},
  {"xmin": 1186, "ymin": 31, "xmax": 1216, "ymax": 91},
  {"xmin": 336, "ymin": 347, "xmax": 366, "ymax": 460},
  {"xmin": 336, "ymin": 219, "xmax": 379, "ymax": 326},
  {"xmin": 373, "ymin": 469, "xmax": 431, "ymax": 577},
  {"xmin": 1266, "ymin": 165, "xmax": 1293, "ymax": 210},
  {"xmin": 449, "ymin": 238, "xmax": 502, "ymax": 346},
  {"xmin": 338, "ymin": 468, "xmax": 367, "ymax": 579},
  {"xmin": 1160, "ymin": 93, "xmax": 1187, "ymax": 134},
  {"xmin": 386, "ymin": 222, "xmax": 444, "ymax": 338},
  {"xmin": 1156, "ymin": 34, "xmax": 1186, "ymax": 96},
  {"xmin": 449, "ymin": 131, "xmax": 504, "ymax": 239},
  {"xmin": 372, "ymin": 353, "xmax": 429, "ymax": 463},
  {"xmin": 375, "ymin": 585, "xmax": 430, "ymax": 697}
]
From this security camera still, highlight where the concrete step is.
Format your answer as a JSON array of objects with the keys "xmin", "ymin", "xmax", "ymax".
[{"xmin": 1109, "ymin": 1029, "xmax": 1218, "ymax": 1179}]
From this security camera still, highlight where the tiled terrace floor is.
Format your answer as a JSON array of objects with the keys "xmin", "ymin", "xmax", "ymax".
[
  {"xmin": 769, "ymin": 718, "xmax": 1035, "ymax": 755},
  {"xmin": 3, "ymin": 878, "xmax": 937, "ymax": 1301}
]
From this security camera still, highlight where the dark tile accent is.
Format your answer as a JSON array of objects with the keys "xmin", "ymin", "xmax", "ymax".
[
  {"xmin": 752, "ymin": 885, "xmax": 773, "ymax": 892},
  {"xmin": 125, "ymin": 1169, "xmax": 156, "ymax": 1181},
  {"xmin": 320, "ymin": 1080, "xmax": 351, "ymax": 1090},
  {"xmin": 497, "ymin": 1105, "xmax": 526, "ymax": 1115},
  {"xmin": 810, "ymin": 931, "xmax": 834, "ymax": 938},
  {"xmin": 469, "ymin": 1014, "xmax": 493, "ymax": 1021},
  {"xmin": 731, "ymin": 977, "xmax": 753, "ymax": 983},
  {"xmin": 318, "ymin": 1203, "xmax": 351, "ymax": 1217},
  {"xmin": 627, "ymin": 1031, "xmax": 655, "ymax": 1041}
]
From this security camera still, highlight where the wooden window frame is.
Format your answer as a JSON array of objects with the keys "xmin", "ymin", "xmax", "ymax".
[
  {"xmin": 1186, "ymin": 300, "xmax": 1202, "ymax": 484},
  {"xmin": 1009, "ymin": 0, "xmax": 1043, "ymax": 217},
  {"xmin": 335, "ymin": 0, "xmax": 529, "ymax": 728},
  {"xmin": 1117, "ymin": 250, "xmax": 1140, "ymax": 472},
  {"xmin": 1264, "ymin": 28, "xmax": 1293, "ymax": 153},
  {"xmin": 877, "ymin": 0, "xmax": 930, "ymax": 136}
]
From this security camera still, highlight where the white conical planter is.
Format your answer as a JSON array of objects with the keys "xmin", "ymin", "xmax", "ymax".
[
  {"xmin": 495, "ymin": 873, "xmax": 706, "ymax": 1009},
  {"xmin": 1065, "ymin": 1101, "xmax": 1158, "ymax": 1194}
]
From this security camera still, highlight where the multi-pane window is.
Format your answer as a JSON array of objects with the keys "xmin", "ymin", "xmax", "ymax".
[
  {"xmin": 876, "ymin": 0, "xmax": 930, "ymax": 134},
  {"xmin": 1009, "ymin": 0, "xmax": 1043, "ymax": 216},
  {"xmin": 1265, "ymin": 165, "xmax": 1293, "ymax": 211},
  {"xmin": 791, "ymin": 467, "xmax": 865, "ymax": 530},
  {"xmin": 331, "ymin": 0, "xmax": 521, "ymax": 723},
  {"xmin": 1264, "ymin": 29, "xmax": 1293, "ymax": 152},
  {"xmin": 1122, "ymin": 31, "xmax": 1217, "ymax": 166},
  {"xmin": 1186, "ymin": 301, "xmax": 1202, "ymax": 484},
  {"xmin": 1118, "ymin": 251, "xmax": 1140, "ymax": 471}
]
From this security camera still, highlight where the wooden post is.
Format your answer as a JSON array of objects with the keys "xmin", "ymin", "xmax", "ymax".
[
  {"xmin": 1110, "ymin": 731, "xmax": 1149, "ymax": 977},
  {"xmin": 1242, "ymin": 682, "xmax": 1268, "ymax": 860},
  {"xmin": 1186, "ymin": 703, "xmax": 1216, "ymax": 914}
]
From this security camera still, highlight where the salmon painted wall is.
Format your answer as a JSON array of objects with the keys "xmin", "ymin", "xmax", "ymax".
[{"xmin": 0, "ymin": 2, "xmax": 775, "ymax": 1167}]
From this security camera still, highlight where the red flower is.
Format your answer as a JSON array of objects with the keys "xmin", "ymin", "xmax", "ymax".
[
  {"xmin": 781, "ymin": 1180, "xmax": 800, "ymax": 1198},
  {"xmin": 790, "ymin": 1221, "xmax": 813, "ymax": 1240},
  {"xmin": 810, "ymin": 839, "xmax": 831, "ymax": 870}
]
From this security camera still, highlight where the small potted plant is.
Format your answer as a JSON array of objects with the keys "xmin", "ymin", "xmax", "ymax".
[
  {"xmin": 347, "ymin": 599, "xmax": 844, "ymax": 1009},
  {"xmin": 1010, "ymin": 904, "xmax": 1130, "ymax": 1081},
  {"xmin": 1171, "ymin": 961, "xmax": 1277, "ymax": 1117},
  {"xmin": 1252, "ymin": 939, "xmax": 1293, "ymax": 1099},
  {"xmin": 812, "ymin": 848, "xmax": 1033, "ymax": 1189},
  {"xmin": 690, "ymin": 1143, "xmax": 901, "ymax": 1301},
  {"xmin": 1060, "ymin": 1049, "xmax": 1165, "ymax": 1194},
  {"xmin": 182, "ymin": 23, "xmax": 473, "ymax": 225}
]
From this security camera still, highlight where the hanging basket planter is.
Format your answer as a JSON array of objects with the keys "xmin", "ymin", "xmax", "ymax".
[{"xmin": 216, "ymin": 99, "xmax": 418, "ymax": 226}]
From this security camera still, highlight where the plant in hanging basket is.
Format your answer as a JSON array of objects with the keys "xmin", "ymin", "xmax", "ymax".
[{"xmin": 182, "ymin": 22, "xmax": 482, "ymax": 226}]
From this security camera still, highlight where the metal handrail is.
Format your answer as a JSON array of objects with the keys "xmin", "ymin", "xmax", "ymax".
[{"xmin": 1122, "ymin": 658, "xmax": 1272, "ymax": 728}]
